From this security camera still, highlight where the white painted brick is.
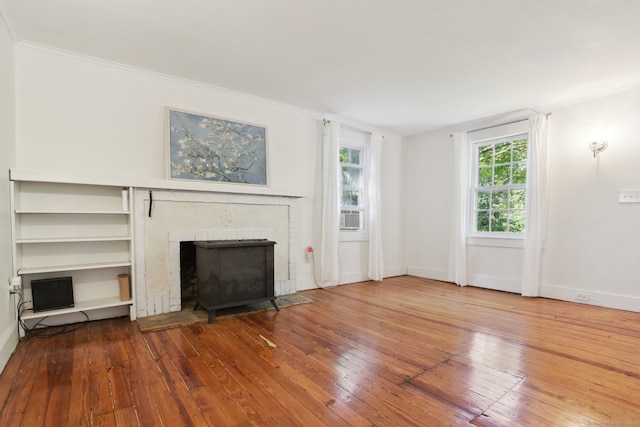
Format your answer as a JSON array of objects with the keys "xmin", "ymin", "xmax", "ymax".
[
  {"xmin": 169, "ymin": 243, "xmax": 179, "ymax": 264},
  {"xmin": 154, "ymin": 295, "xmax": 163, "ymax": 313},
  {"xmin": 134, "ymin": 190, "xmax": 299, "ymax": 317},
  {"xmin": 136, "ymin": 296, "xmax": 147, "ymax": 317}
]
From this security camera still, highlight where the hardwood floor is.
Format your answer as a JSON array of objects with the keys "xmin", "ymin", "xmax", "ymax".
[{"xmin": 1, "ymin": 276, "xmax": 640, "ymax": 426}]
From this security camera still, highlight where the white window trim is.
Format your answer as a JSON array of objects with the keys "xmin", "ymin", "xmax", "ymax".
[
  {"xmin": 467, "ymin": 236, "xmax": 525, "ymax": 248},
  {"xmin": 468, "ymin": 132, "xmax": 528, "ymax": 241},
  {"xmin": 339, "ymin": 136, "xmax": 370, "ymax": 241}
]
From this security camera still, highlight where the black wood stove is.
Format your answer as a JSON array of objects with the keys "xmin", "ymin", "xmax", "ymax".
[{"xmin": 193, "ymin": 239, "xmax": 278, "ymax": 323}]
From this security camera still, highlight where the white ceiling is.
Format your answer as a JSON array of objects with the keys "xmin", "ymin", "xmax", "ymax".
[{"xmin": 2, "ymin": 0, "xmax": 640, "ymax": 136}]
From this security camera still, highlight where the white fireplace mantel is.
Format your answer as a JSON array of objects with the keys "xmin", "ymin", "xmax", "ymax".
[{"xmin": 133, "ymin": 188, "xmax": 299, "ymax": 318}]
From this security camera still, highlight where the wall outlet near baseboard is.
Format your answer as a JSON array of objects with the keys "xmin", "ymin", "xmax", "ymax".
[
  {"xmin": 10, "ymin": 277, "xmax": 22, "ymax": 292},
  {"xmin": 575, "ymin": 292, "xmax": 591, "ymax": 302}
]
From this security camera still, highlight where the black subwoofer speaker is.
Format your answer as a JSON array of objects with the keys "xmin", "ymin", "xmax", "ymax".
[{"xmin": 31, "ymin": 276, "xmax": 74, "ymax": 312}]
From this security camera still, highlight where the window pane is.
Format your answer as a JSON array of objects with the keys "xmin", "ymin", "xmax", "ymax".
[
  {"xmin": 509, "ymin": 210, "xmax": 525, "ymax": 232},
  {"xmin": 342, "ymin": 166, "xmax": 362, "ymax": 187},
  {"xmin": 512, "ymin": 139, "xmax": 528, "ymax": 161},
  {"xmin": 349, "ymin": 149, "xmax": 361, "ymax": 165},
  {"xmin": 478, "ymin": 146, "xmax": 493, "ymax": 166},
  {"xmin": 492, "ymin": 190, "xmax": 508, "ymax": 209},
  {"xmin": 340, "ymin": 147, "xmax": 361, "ymax": 165},
  {"xmin": 494, "ymin": 142, "xmax": 511, "ymax": 164},
  {"xmin": 473, "ymin": 134, "xmax": 527, "ymax": 234},
  {"xmin": 341, "ymin": 189, "xmax": 360, "ymax": 206},
  {"xmin": 339, "ymin": 147, "xmax": 348, "ymax": 163},
  {"xmin": 511, "ymin": 189, "xmax": 526, "ymax": 209},
  {"xmin": 339, "ymin": 140, "xmax": 367, "ymax": 232},
  {"xmin": 513, "ymin": 162, "xmax": 526, "ymax": 184},
  {"xmin": 477, "ymin": 211, "xmax": 490, "ymax": 232},
  {"xmin": 479, "ymin": 167, "xmax": 493, "ymax": 186},
  {"xmin": 477, "ymin": 191, "xmax": 490, "ymax": 210},
  {"xmin": 494, "ymin": 165, "xmax": 510, "ymax": 185},
  {"xmin": 491, "ymin": 211, "xmax": 507, "ymax": 232}
]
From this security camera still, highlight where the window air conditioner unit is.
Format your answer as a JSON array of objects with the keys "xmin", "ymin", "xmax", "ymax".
[{"xmin": 340, "ymin": 210, "xmax": 361, "ymax": 230}]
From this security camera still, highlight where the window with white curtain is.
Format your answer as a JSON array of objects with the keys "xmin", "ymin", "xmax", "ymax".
[
  {"xmin": 470, "ymin": 128, "xmax": 529, "ymax": 236},
  {"xmin": 339, "ymin": 136, "xmax": 369, "ymax": 233}
]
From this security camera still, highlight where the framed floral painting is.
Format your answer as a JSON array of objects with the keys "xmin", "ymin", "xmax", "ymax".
[{"xmin": 167, "ymin": 108, "xmax": 268, "ymax": 185}]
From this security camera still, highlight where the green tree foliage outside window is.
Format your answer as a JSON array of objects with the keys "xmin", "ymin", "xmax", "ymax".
[
  {"xmin": 340, "ymin": 147, "xmax": 362, "ymax": 208},
  {"xmin": 475, "ymin": 135, "xmax": 528, "ymax": 233}
]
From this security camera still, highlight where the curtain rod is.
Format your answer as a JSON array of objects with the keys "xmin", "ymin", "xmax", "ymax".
[
  {"xmin": 323, "ymin": 118, "xmax": 375, "ymax": 136},
  {"xmin": 449, "ymin": 113, "xmax": 551, "ymax": 138}
]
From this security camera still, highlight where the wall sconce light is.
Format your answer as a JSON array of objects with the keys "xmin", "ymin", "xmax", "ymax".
[{"xmin": 588, "ymin": 140, "xmax": 608, "ymax": 158}]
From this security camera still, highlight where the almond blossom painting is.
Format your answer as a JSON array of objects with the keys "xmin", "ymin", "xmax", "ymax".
[{"xmin": 168, "ymin": 109, "xmax": 267, "ymax": 185}]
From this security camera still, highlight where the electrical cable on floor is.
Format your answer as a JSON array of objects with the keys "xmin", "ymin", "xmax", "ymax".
[
  {"xmin": 16, "ymin": 293, "xmax": 90, "ymax": 339},
  {"xmin": 311, "ymin": 245, "xmax": 342, "ymax": 290}
]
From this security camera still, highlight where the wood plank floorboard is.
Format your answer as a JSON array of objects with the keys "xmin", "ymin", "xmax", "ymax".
[{"xmin": 1, "ymin": 276, "xmax": 640, "ymax": 426}]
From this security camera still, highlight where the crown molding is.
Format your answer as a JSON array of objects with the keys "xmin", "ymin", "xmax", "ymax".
[
  {"xmin": 17, "ymin": 41, "xmax": 398, "ymax": 138},
  {"xmin": 0, "ymin": 2, "xmax": 18, "ymax": 43}
]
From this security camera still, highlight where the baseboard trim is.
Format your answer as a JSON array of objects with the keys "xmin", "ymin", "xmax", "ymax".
[
  {"xmin": 0, "ymin": 321, "xmax": 18, "ymax": 375},
  {"xmin": 298, "ymin": 272, "xmax": 640, "ymax": 314},
  {"xmin": 383, "ymin": 266, "xmax": 408, "ymax": 278},
  {"xmin": 468, "ymin": 274, "xmax": 521, "ymax": 294},
  {"xmin": 541, "ymin": 284, "xmax": 640, "ymax": 313},
  {"xmin": 296, "ymin": 266, "xmax": 409, "ymax": 291},
  {"xmin": 406, "ymin": 267, "xmax": 448, "ymax": 282}
]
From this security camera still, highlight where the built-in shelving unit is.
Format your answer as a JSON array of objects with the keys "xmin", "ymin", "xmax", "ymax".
[{"xmin": 10, "ymin": 176, "xmax": 136, "ymax": 333}]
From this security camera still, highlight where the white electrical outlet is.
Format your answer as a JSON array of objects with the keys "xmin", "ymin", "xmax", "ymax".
[
  {"xmin": 575, "ymin": 292, "xmax": 590, "ymax": 302},
  {"xmin": 619, "ymin": 189, "xmax": 640, "ymax": 203},
  {"xmin": 9, "ymin": 276, "xmax": 22, "ymax": 292}
]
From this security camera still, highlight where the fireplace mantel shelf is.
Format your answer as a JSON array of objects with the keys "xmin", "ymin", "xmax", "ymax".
[{"xmin": 10, "ymin": 169, "xmax": 305, "ymax": 199}]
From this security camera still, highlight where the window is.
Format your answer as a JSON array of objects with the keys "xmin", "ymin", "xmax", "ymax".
[
  {"xmin": 472, "ymin": 133, "xmax": 528, "ymax": 235},
  {"xmin": 340, "ymin": 142, "xmax": 367, "ymax": 232}
]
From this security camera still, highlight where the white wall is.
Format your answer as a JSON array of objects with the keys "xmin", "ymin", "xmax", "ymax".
[
  {"xmin": 14, "ymin": 45, "xmax": 406, "ymax": 294},
  {"xmin": 542, "ymin": 88, "xmax": 640, "ymax": 310},
  {"xmin": 0, "ymin": 15, "xmax": 18, "ymax": 374},
  {"xmin": 405, "ymin": 129, "xmax": 453, "ymax": 281},
  {"xmin": 15, "ymin": 47, "xmax": 316, "ymax": 196},
  {"xmin": 405, "ymin": 87, "xmax": 640, "ymax": 312},
  {"xmin": 379, "ymin": 133, "xmax": 406, "ymax": 278}
]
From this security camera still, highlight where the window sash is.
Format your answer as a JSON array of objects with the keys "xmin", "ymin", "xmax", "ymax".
[
  {"xmin": 471, "ymin": 133, "xmax": 528, "ymax": 235},
  {"xmin": 339, "ymin": 143, "xmax": 367, "ymax": 232}
]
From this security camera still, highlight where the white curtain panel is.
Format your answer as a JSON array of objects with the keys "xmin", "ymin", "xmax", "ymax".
[
  {"xmin": 447, "ymin": 132, "xmax": 469, "ymax": 286},
  {"xmin": 319, "ymin": 120, "xmax": 341, "ymax": 285},
  {"xmin": 368, "ymin": 133, "xmax": 384, "ymax": 281},
  {"xmin": 521, "ymin": 114, "xmax": 549, "ymax": 296}
]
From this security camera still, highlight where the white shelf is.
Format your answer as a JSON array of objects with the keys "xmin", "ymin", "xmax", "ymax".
[
  {"xmin": 16, "ymin": 236, "xmax": 132, "ymax": 244},
  {"xmin": 18, "ymin": 261, "xmax": 132, "ymax": 275},
  {"xmin": 11, "ymin": 179, "xmax": 136, "ymax": 335},
  {"xmin": 20, "ymin": 296, "xmax": 133, "ymax": 321}
]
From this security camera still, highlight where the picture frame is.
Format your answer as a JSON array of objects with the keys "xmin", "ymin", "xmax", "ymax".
[{"xmin": 167, "ymin": 108, "xmax": 268, "ymax": 185}]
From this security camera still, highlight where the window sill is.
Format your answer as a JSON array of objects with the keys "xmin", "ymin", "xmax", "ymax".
[
  {"xmin": 339, "ymin": 231, "xmax": 369, "ymax": 242},
  {"xmin": 467, "ymin": 235, "xmax": 524, "ymax": 249}
]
